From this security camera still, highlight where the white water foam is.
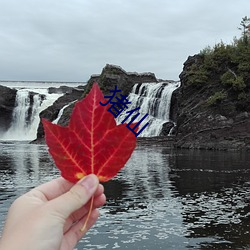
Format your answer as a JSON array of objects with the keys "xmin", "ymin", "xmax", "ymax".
[
  {"xmin": 0, "ymin": 81, "xmax": 85, "ymax": 89},
  {"xmin": 1, "ymin": 88, "xmax": 62, "ymax": 141},
  {"xmin": 52, "ymin": 100, "xmax": 78, "ymax": 124},
  {"xmin": 116, "ymin": 81, "xmax": 180, "ymax": 137},
  {"xmin": 0, "ymin": 81, "xmax": 179, "ymax": 140}
]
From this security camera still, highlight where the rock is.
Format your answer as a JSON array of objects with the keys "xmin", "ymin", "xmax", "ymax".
[
  {"xmin": 84, "ymin": 64, "xmax": 159, "ymax": 124},
  {"xmin": 160, "ymin": 122, "xmax": 175, "ymax": 136},
  {"xmin": 48, "ymin": 86, "xmax": 73, "ymax": 94},
  {"xmin": 35, "ymin": 64, "xmax": 159, "ymax": 140},
  {"xmin": 0, "ymin": 85, "xmax": 17, "ymax": 133},
  {"xmin": 86, "ymin": 64, "xmax": 158, "ymax": 98},
  {"xmin": 36, "ymin": 87, "xmax": 85, "ymax": 139},
  {"xmin": 26, "ymin": 91, "xmax": 46, "ymax": 124},
  {"xmin": 235, "ymin": 112, "xmax": 249, "ymax": 121},
  {"xmin": 48, "ymin": 85, "xmax": 85, "ymax": 94},
  {"xmin": 170, "ymin": 87, "xmax": 181, "ymax": 122},
  {"xmin": 175, "ymin": 54, "xmax": 250, "ymax": 151},
  {"xmin": 0, "ymin": 86, "xmax": 47, "ymax": 136}
]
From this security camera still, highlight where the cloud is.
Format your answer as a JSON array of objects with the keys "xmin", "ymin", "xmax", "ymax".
[{"xmin": 0, "ymin": 0, "xmax": 249, "ymax": 81}]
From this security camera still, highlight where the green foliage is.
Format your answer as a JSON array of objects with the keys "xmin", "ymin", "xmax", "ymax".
[
  {"xmin": 200, "ymin": 46, "xmax": 213, "ymax": 55},
  {"xmin": 238, "ymin": 16, "xmax": 250, "ymax": 43},
  {"xmin": 238, "ymin": 91, "xmax": 247, "ymax": 100},
  {"xmin": 233, "ymin": 76, "xmax": 246, "ymax": 91},
  {"xmin": 184, "ymin": 16, "xmax": 250, "ymax": 112},
  {"xmin": 213, "ymin": 42, "xmax": 233, "ymax": 63},
  {"xmin": 221, "ymin": 71, "xmax": 246, "ymax": 91},
  {"xmin": 238, "ymin": 61, "xmax": 250, "ymax": 72},
  {"xmin": 220, "ymin": 71, "xmax": 235, "ymax": 86},
  {"xmin": 206, "ymin": 91, "xmax": 228, "ymax": 106},
  {"xmin": 203, "ymin": 53, "xmax": 218, "ymax": 71},
  {"xmin": 186, "ymin": 64, "xmax": 209, "ymax": 86}
]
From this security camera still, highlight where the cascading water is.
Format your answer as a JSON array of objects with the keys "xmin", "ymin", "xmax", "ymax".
[
  {"xmin": 117, "ymin": 81, "xmax": 180, "ymax": 137},
  {"xmin": 0, "ymin": 80, "xmax": 178, "ymax": 141},
  {"xmin": 1, "ymin": 89, "xmax": 62, "ymax": 141},
  {"xmin": 52, "ymin": 100, "xmax": 78, "ymax": 124},
  {"xmin": 7, "ymin": 90, "xmax": 31, "ymax": 136}
]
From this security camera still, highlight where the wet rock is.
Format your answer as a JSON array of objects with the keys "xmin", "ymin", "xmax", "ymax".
[
  {"xmin": 160, "ymin": 122, "xmax": 175, "ymax": 136},
  {"xmin": 35, "ymin": 65, "xmax": 161, "ymax": 140},
  {"xmin": 36, "ymin": 88, "xmax": 85, "ymax": 139},
  {"xmin": 48, "ymin": 85, "xmax": 85, "ymax": 94},
  {"xmin": 35, "ymin": 65, "xmax": 176, "ymax": 141},
  {"xmin": 0, "ymin": 85, "xmax": 17, "ymax": 132},
  {"xmin": 86, "ymin": 64, "xmax": 158, "ymax": 98},
  {"xmin": 175, "ymin": 55, "xmax": 250, "ymax": 151}
]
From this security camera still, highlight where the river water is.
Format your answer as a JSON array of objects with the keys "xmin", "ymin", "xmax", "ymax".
[{"xmin": 0, "ymin": 142, "xmax": 250, "ymax": 249}]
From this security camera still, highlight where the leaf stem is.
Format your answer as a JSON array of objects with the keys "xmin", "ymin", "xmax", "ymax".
[{"xmin": 80, "ymin": 196, "xmax": 94, "ymax": 232}]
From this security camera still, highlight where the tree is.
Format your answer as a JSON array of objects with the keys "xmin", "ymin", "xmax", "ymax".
[{"xmin": 238, "ymin": 16, "xmax": 250, "ymax": 44}]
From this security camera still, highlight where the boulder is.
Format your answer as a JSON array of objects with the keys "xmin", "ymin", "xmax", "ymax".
[
  {"xmin": 86, "ymin": 64, "xmax": 158, "ymax": 98},
  {"xmin": 160, "ymin": 121, "xmax": 175, "ymax": 136},
  {"xmin": 0, "ymin": 85, "xmax": 17, "ymax": 132},
  {"xmin": 36, "ymin": 87, "xmax": 85, "ymax": 139}
]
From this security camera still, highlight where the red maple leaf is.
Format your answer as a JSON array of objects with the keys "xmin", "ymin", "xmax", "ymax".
[{"xmin": 42, "ymin": 82, "xmax": 137, "ymax": 183}]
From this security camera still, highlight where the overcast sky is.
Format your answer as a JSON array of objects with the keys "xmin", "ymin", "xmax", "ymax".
[{"xmin": 0, "ymin": 0, "xmax": 249, "ymax": 82}]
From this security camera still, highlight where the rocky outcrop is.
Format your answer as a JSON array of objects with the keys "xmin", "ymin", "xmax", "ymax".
[
  {"xmin": 36, "ymin": 87, "xmax": 85, "ymax": 139},
  {"xmin": 175, "ymin": 55, "xmax": 250, "ymax": 151},
  {"xmin": 160, "ymin": 122, "xmax": 175, "ymax": 136},
  {"xmin": 48, "ymin": 85, "xmax": 85, "ymax": 94},
  {"xmin": 86, "ymin": 64, "xmax": 158, "ymax": 97},
  {"xmin": 35, "ymin": 64, "xmax": 159, "ymax": 140},
  {"xmin": 0, "ymin": 85, "xmax": 17, "ymax": 132}
]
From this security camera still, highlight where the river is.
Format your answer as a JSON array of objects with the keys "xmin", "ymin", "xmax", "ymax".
[{"xmin": 0, "ymin": 142, "xmax": 250, "ymax": 249}]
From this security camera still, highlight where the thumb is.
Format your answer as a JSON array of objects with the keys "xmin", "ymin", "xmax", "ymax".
[{"xmin": 47, "ymin": 174, "xmax": 99, "ymax": 219}]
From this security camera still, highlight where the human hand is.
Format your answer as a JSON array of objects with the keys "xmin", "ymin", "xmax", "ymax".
[{"xmin": 0, "ymin": 174, "xmax": 106, "ymax": 250}]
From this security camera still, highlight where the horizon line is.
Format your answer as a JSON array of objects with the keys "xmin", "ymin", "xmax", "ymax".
[{"xmin": 0, "ymin": 80, "xmax": 87, "ymax": 83}]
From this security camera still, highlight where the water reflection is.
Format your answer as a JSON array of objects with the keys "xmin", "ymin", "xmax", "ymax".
[
  {"xmin": 0, "ymin": 143, "xmax": 250, "ymax": 249},
  {"xmin": 83, "ymin": 146, "xmax": 188, "ymax": 249},
  {"xmin": 170, "ymin": 150, "xmax": 250, "ymax": 249},
  {"xmin": 0, "ymin": 142, "xmax": 58, "ymax": 230},
  {"xmin": 0, "ymin": 143, "xmax": 57, "ymax": 190}
]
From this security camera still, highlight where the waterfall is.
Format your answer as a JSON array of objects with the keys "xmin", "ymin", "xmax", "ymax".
[
  {"xmin": 52, "ymin": 100, "xmax": 78, "ymax": 124},
  {"xmin": 1, "ymin": 89, "xmax": 62, "ymax": 141},
  {"xmin": 117, "ymin": 81, "xmax": 180, "ymax": 137},
  {"xmin": 0, "ymin": 80, "xmax": 178, "ymax": 141}
]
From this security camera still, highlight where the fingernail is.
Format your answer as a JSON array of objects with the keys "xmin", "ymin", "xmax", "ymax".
[{"xmin": 78, "ymin": 174, "xmax": 98, "ymax": 191}]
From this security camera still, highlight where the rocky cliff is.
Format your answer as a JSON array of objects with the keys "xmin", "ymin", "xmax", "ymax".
[
  {"xmin": 174, "ymin": 54, "xmax": 250, "ymax": 150},
  {"xmin": 36, "ymin": 64, "xmax": 158, "ymax": 139},
  {"xmin": 3, "ymin": 55, "xmax": 249, "ymax": 151},
  {"xmin": 0, "ymin": 85, "xmax": 17, "ymax": 133},
  {"xmin": 36, "ymin": 87, "xmax": 85, "ymax": 139},
  {"xmin": 86, "ymin": 64, "xmax": 157, "ymax": 97}
]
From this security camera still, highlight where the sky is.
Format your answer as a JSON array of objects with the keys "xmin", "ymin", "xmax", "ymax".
[{"xmin": 0, "ymin": 0, "xmax": 249, "ymax": 82}]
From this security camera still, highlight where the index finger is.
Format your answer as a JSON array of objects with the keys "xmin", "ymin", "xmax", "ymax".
[{"xmin": 34, "ymin": 177, "xmax": 74, "ymax": 201}]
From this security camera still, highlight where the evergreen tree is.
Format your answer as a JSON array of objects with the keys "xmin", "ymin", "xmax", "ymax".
[{"xmin": 238, "ymin": 16, "xmax": 250, "ymax": 44}]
